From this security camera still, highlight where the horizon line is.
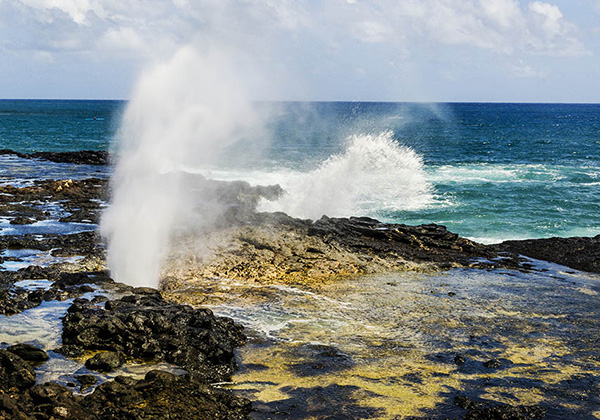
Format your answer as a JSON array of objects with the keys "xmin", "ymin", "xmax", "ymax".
[{"xmin": 0, "ymin": 98, "xmax": 599, "ymax": 105}]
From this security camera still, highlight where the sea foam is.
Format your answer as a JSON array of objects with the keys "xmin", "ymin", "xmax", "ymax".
[{"xmin": 258, "ymin": 131, "xmax": 433, "ymax": 219}]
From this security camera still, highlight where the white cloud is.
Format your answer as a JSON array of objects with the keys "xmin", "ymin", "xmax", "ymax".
[
  {"xmin": 0, "ymin": 0, "xmax": 589, "ymax": 59},
  {"xmin": 510, "ymin": 59, "xmax": 545, "ymax": 78},
  {"xmin": 0, "ymin": 0, "xmax": 595, "ymax": 100},
  {"xmin": 356, "ymin": 20, "xmax": 392, "ymax": 43},
  {"xmin": 479, "ymin": 0, "xmax": 522, "ymax": 28},
  {"xmin": 526, "ymin": 1, "xmax": 589, "ymax": 56}
]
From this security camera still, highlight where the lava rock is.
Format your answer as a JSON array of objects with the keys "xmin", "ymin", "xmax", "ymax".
[
  {"xmin": 483, "ymin": 359, "xmax": 501, "ymax": 369},
  {"xmin": 465, "ymin": 404, "xmax": 546, "ymax": 420},
  {"xmin": 0, "ymin": 149, "xmax": 109, "ymax": 166},
  {"xmin": 497, "ymin": 235, "xmax": 600, "ymax": 274},
  {"xmin": 7, "ymin": 343, "xmax": 49, "ymax": 363},
  {"xmin": 75, "ymin": 374, "xmax": 98, "ymax": 391},
  {"xmin": 0, "ymin": 349, "xmax": 36, "ymax": 390},
  {"xmin": 62, "ymin": 290, "xmax": 246, "ymax": 383},
  {"xmin": 455, "ymin": 394, "xmax": 546, "ymax": 420},
  {"xmin": 454, "ymin": 354, "xmax": 466, "ymax": 365},
  {"xmin": 81, "ymin": 370, "xmax": 251, "ymax": 420},
  {"xmin": 9, "ymin": 216, "xmax": 36, "ymax": 225},
  {"xmin": 85, "ymin": 351, "xmax": 125, "ymax": 372}
]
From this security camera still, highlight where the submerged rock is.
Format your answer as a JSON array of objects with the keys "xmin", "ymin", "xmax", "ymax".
[{"xmin": 61, "ymin": 289, "xmax": 246, "ymax": 383}]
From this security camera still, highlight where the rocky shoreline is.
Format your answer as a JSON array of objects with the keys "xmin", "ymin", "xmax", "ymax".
[{"xmin": 1, "ymin": 151, "xmax": 599, "ymax": 419}]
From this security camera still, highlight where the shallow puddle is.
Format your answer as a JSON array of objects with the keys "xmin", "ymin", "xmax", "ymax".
[
  {"xmin": 0, "ymin": 279, "xmax": 185, "ymax": 394},
  {"xmin": 1, "ymin": 249, "xmax": 83, "ymax": 270}
]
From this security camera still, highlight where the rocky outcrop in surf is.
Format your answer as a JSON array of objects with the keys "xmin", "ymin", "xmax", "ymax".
[
  {"xmin": 162, "ymin": 212, "xmax": 522, "ymax": 291},
  {"xmin": 496, "ymin": 235, "xmax": 600, "ymax": 274},
  {"xmin": 0, "ymin": 149, "xmax": 109, "ymax": 165}
]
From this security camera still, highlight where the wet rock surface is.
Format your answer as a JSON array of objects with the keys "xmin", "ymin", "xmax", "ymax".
[
  {"xmin": 0, "ymin": 369, "xmax": 251, "ymax": 420},
  {"xmin": 0, "ymin": 178, "xmax": 108, "ymax": 225},
  {"xmin": 454, "ymin": 395, "xmax": 546, "ymax": 420},
  {"xmin": 1, "ymin": 170, "xmax": 599, "ymax": 419},
  {"xmin": 0, "ymin": 270, "xmax": 111, "ymax": 316},
  {"xmin": 7, "ymin": 343, "xmax": 49, "ymax": 363},
  {"xmin": 61, "ymin": 288, "xmax": 247, "ymax": 383},
  {"xmin": 0, "ymin": 149, "xmax": 109, "ymax": 165},
  {"xmin": 496, "ymin": 235, "xmax": 600, "ymax": 274},
  {"xmin": 0, "ymin": 349, "xmax": 36, "ymax": 390},
  {"xmin": 84, "ymin": 351, "xmax": 125, "ymax": 372},
  {"xmin": 163, "ymin": 213, "xmax": 525, "ymax": 290}
]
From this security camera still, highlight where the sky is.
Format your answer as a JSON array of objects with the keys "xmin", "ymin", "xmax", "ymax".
[{"xmin": 0, "ymin": 0, "xmax": 599, "ymax": 102}]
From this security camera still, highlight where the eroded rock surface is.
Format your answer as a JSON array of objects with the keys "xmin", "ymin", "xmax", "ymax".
[
  {"xmin": 61, "ymin": 289, "xmax": 246, "ymax": 383},
  {"xmin": 0, "ymin": 369, "xmax": 251, "ymax": 420},
  {"xmin": 163, "ymin": 213, "xmax": 522, "ymax": 291}
]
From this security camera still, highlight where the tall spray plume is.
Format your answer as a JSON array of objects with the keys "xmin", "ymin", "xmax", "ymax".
[{"xmin": 101, "ymin": 45, "xmax": 263, "ymax": 288}]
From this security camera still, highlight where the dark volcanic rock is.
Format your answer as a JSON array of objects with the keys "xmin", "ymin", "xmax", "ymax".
[
  {"xmin": 482, "ymin": 359, "xmax": 501, "ymax": 369},
  {"xmin": 61, "ymin": 290, "xmax": 246, "ymax": 383},
  {"xmin": 0, "ymin": 370, "xmax": 251, "ymax": 420},
  {"xmin": 7, "ymin": 343, "xmax": 49, "ymax": 363},
  {"xmin": 496, "ymin": 235, "xmax": 600, "ymax": 274},
  {"xmin": 455, "ymin": 395, "xmax": 546, "ymax": 420},
  {"xmin": 85, "ymin": 351, "xmax": 125, "ymax": 372},
  {"xmin": 9, "ymin": 216, "xmax": 36, "ymax": 225},
  {"xmin": 81, "ymin": 370, "xmax": 251, "ymax": 420},
  {"xmin": 0, "ymin": 349, "xmax": 36, "ymax": 390},
  {"xmin": 75, "ymin": 374, "xmax": 97, "ymax": 391},
  {"xmin": 0, "ymin": 149, "xmax": 109, "ymax": 165}
]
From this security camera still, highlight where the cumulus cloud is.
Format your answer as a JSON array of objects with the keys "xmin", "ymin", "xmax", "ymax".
[
  {"xmin": 0, "ymin": 0, "xmax": 589, "ymax": 58},
  {"xmin": 0, "ymin": 0, "xmax": 593, "ymax": 100},
  {"xmin": 330, "ymin": 0, "xmax": 589, "ymax": 57},
  {"xmin": 527, "ymin": 1, "xmax": 588, "ymax": 56}
]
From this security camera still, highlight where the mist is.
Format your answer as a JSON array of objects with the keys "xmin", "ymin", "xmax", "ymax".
[{"xmin": 100, "ymin": 45, "xmax": 265, "ymax": 288}]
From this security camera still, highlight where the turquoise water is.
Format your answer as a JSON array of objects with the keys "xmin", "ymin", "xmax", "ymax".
[{"xmin": 1, "ymin": 100, "xmax": 599, "ymax": 242}]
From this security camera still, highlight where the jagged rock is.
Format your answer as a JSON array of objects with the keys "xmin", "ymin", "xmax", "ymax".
[
  {"xmin": 163, "ymin": 214, "xmax": 523, "ymax": 289},
  {"xmin": 9, "ymin": 216, "xmax": 36, "ymax": 225},
  {"xmin": 455, "ymin": 395, "xmax": 546, "ymax": 420},
  {"xmin": 0, "ymin": 349, "xmax": 36, "ymax": 390},
  {"xmin": 75, "ymin": 375, "xmax": 98, "ymax": 392},
  {"xmin": 81, "ymin": 370, "xmax": 251, "ymax": 420},
  {"xmin": 61, "ymin": 290, "xmax": 246, "ymax": 383},
  {"xmin": 482, "ymin": 359, "xmax": 501, "ymax": 369}
]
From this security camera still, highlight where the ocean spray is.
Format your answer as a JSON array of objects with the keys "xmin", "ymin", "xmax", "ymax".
[
  {"xmin": 101, "ymin": 46, "xmax": 264, "ymax": 288},
  {"xmin": 258, "ymin": 131, "xmax": 433, "ymax": 220}
]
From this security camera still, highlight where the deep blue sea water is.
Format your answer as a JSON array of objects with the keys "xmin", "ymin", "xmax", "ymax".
[{"xmin": 1, "ymin": 100, "xmax": 598, "ymax": 243}]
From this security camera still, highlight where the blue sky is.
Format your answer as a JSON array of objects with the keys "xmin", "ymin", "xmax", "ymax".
[{"xmin": 0, "ymin": 0, "xmax": 599, "ymax": 102}]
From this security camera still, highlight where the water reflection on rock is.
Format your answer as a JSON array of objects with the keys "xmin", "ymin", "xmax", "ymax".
[{"xmin": 165, "ymin": 259, "xmax": 600, "ymax": 419}]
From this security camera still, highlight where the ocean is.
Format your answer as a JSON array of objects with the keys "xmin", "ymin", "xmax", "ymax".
[
  {"xmin": 2, "ymin": 99, "xmax": 598, "ymax": 243},
  {"xmin": 2, "ymin": 99, "xmax": 600, "ymax": 419}
]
